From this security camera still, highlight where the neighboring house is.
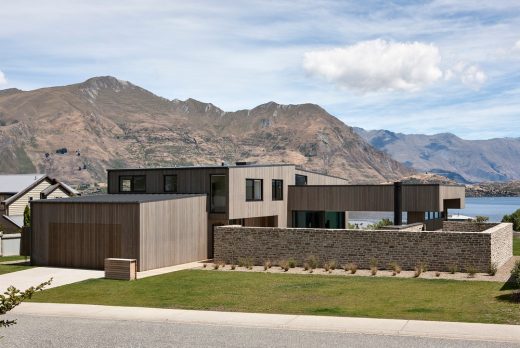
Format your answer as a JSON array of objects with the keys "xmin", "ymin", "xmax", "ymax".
[
  {"xmin": 0, "ymin": 174, "xmax": 78, "ymax": 233},
  {"xmin": 29, "ymin": 162, "xmax": 465, "ymax": 271}
]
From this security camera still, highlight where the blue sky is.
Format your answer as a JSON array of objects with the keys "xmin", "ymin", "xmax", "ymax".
[{"xmin": 1, "ymin": 1, "xmax": 519, "ymax": 139}]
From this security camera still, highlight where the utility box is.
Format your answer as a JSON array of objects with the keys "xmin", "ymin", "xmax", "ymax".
[{"xmin": 105, "ymin": 258, "xmax": 137, "ymax": 280}]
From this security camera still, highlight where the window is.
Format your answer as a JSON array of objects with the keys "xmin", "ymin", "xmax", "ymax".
[
  {"xmin": 164, "ymin": 175, "xmax": 178, "ymax": 193},
  {"xmin": 295, "ymin": 174, "xmax": 307, "ymax": 186},
  {"xmin": 272, "ymin": 179, "xmax": 283, "ymax": 201},
  {"xmin": 246, "ymin": 179, "xmax": 263, "ymax": 201},
  {"xmin": 210, "ymin": 175, "xmax": 226, "ymax": 213},
  {"xmin": 119, "ymin": 175, "xmax": 146, "ymax": 193}
]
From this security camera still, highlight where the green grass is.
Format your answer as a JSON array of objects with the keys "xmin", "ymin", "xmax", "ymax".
[
  {"xmin": 0, "ymin": 263, "xmax": 32, "ymax": 275},
  {"xmin": 0, "ymin": 255, "xmax": 28, "ymax": 263},
  {"xmin": 514, "ymin": 237, "xmax": 520, "ymax": 256},
  {"xmin": 31, "ymin": 270, "xmax": 520, "ymax": 324}
]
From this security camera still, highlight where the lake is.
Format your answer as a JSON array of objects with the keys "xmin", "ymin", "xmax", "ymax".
[
  {"xmin": 349, "ymin": 197, "xmax": 520, "ymax": 225},
  {"xmin": 456, "ymin": 197, "xmax": 520, "ymax": 222}
]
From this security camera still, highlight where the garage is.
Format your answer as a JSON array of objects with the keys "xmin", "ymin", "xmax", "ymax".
[{"xmin": 30, "ymin": 194, "xmax": 207, "ymax": 271}]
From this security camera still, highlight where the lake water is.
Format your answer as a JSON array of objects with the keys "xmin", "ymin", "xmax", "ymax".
[
  {"xmin": 456, "ymin": 197, "xmax": 520, "ymax": 222},
  {"xmin": 349, "ymin": 197, "xmax": 520, "ymax": 225}
]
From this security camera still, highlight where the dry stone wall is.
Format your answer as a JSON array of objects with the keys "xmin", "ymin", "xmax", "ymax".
[{"xmin": 214, "ymin": 223, "xmax": 513, "ymax": 272}]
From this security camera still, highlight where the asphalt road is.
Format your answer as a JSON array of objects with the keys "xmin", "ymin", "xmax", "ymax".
[{"xmin": 1, "ymin": 314, "xmax": 518, "ymax": 348}]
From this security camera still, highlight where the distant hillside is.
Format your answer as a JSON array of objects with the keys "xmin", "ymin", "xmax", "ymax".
[
  {"xmin": 0, "ymin": 76, "xmax": 412, "ymax": 185},
  {"xmin": 355, "ymin": 128, "xmax": 520, "ymax": 183}
]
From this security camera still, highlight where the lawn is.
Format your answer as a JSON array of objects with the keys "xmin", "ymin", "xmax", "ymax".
[
  {"xmin": 0, "ymin": 255, "xmax": 28, "ymax": 263},
  {"xmin": 514, "ymin": 237, "xmax": 520, "ymax": 256},
  {"xmin": 31, "ymin": 270, "xmax": 520, "ymax": 325},
  {"xmin": 0, "ymin": 263, "xmax": 32, "ymax": 275}
]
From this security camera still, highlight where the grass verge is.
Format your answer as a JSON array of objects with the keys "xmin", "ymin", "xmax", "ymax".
[
  {"xmin": 514, "ymin": 237, "xmax": 520, "ymax": 256},
  {"xmin": 31, "ymin": 269, "xmax": 520, "ymax": 324},
  {"xmin": 0, "ymin": 255, "xmax": 29, "ymax": 263},
  {"xmin": 0, "ymin": 263, "xmax": 32, "ymax": 275}
]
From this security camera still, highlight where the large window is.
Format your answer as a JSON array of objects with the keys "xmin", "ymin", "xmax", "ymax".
[
  {"xmin": 272, "ymin": 179, "xmax": 283, "ymax": 201},
  {"xmin": 210, "ymin": 175, "xmax": 226, "ymax": 213},
  {"xmin": 292, "ymin": 211, "xmax": 345, "ymax": 229},
  {"xmin": 119, "ymin": 175, "xmax": 146, "ymax": 193},
  {"xmin": 295, "ymin": 174, "xmax": 307, "ymax": 186},
  {"xmin": 164, "ymin": 175, "xmax": 178, "ymax": 193},
  {"xmin": 246, "ymin": 179, "xmax": 263, "ymax": 201}
]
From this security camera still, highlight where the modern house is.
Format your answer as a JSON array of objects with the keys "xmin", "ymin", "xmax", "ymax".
[
  {"xmin": 29, "ymin": 163, "xmax": 465, "ymax": 271},
  {"xmin": 0, "ymin": 174, "xmax": 77, "ymax": 233}
]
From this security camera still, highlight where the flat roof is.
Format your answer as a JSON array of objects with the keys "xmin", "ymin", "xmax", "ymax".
[
  {"xmin": 31, "ymin": 194, "xmax": 206, "ymax": 204},
  {"xmin": 106, "ymin": 163, "xmax": 294, "ymax": 172}
]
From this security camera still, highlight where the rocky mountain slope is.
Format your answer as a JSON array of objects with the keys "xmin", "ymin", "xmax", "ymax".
[
  {"xmin": 355, "ymin": 128, "xmax": 520, "ymax": 183},
  {"xmin": 0, "ymin": 76, "xmax": 412, "ymax": 185}
]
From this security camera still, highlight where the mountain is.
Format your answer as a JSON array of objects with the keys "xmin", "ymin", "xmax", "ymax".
[
  {"xmin": 0, "ymin": 76, "xmax": 412, "ymax": 185},
  {"xmin": 354, "ymin": 128, "xmax": 520, "ymax": 183}
]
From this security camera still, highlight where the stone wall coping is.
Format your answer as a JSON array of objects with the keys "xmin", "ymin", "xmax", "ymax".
[{"xmin": 218, "ymin": 222, "xmax": 511, "ymax": 235}]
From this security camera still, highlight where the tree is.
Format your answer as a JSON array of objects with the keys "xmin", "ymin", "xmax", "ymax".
[
  {"xmin": 475, "ymin": 215, "xmax": 489, "ymax": 223},
  {"xmin": 0, "ymin": 279, "xmax": 52, "ymax": 327},
  {"xmin": 23, "ymin": 205, "xmax": 30, "ymax": 227},
  {"xmin": 367, "ymin": 218, "xmax": 393, "ymax": 230},
  {"xmin": 502, "ymin": 209, "xmax": 520, "ymax": 232}
]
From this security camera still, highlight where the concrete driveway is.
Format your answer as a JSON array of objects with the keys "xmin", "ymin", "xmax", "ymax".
[{"xmin": 0, "ymin": 267, "xmax": 104, "ymax": 292}]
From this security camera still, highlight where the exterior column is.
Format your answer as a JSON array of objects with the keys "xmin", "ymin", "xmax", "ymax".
[{"xmin": 394, "ymin": 182, "xmax": 402, "ymax": 225}]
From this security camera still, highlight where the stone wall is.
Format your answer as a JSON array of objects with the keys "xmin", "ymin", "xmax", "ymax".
[
  {"xmin": 214, "ymin": 223, "xmax": 513, "ymax": 272},
  {"xmin": 442, "ymin": 221, "xmax": 498, "ymax": 232}
]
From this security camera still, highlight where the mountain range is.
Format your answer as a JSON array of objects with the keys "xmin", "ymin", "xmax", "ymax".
[
  {"xmin": 0, "ymin": 76, "xmax": 412, "ymax": 185},
  {"xmin": 354, "ymin": 128, "xmax": 520, "ymax": 183}
]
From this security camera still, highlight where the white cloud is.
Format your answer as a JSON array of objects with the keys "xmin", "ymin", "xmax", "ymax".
[
  {"xmin": 453, "ymin": 62, "xmax": 487, "ymax": 90},
  {"xmin": 514, "ymin": 40, "xmax": 520, "ymax": 51},
  {"xmin": 0, "ymin": 70, "xmax": 6, "ymax": 85},
  {"xmin": 303, "ymin": 39, "xmax": 443, "ymax": 92}
]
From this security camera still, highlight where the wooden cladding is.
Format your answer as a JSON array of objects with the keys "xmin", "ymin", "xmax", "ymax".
[
  {"xmin": 289, "ymin": 184, "xmax": 465, "ymax": 213},
  {"xmin": 48, "ymin": 223, "xmax": 122, "ymax": 269}
]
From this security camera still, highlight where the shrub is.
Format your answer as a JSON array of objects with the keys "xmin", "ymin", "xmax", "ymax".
[
  {"xmin": 502, "ymin": 209, "xmax": 520, "ymax": 231},
  {"xmin": 475, "ymin": 215, "xmax": 489, "ymax": 223},
  {"xmin": 230, "ymin": 264, "xmax": 236, "ymax": 270},
  {"xmin": 345, "ymin": 263, "xmax": 358, "ymax": 274},
  {"xmin": 263, "ymin": 259, "xmax": 272, "ymax": 270},
  {"xmin": 23, "ymin": 205, "xmax": 31, "ymax": 227},
  {"xmin": 367, "ymin": 218, "xmax": 393, "ymax": 230},
  {"xmin": 448, "ymin": 264, "xmax": 458, "ymax": 274},
  {"xmin": 323, "ymin": 262, "xmax": 330, "ymax": 272},
  {"xmin": 279, "ymin": 260, "xmax": 289, "ymax": 272},
  {"xmin": 488, "ymin": 262, "xmax": 498, "ymax": 276},
  {"xmin": 238, "ymin": 258, "xmax": 246, "ymax": 267},
  {"xmin": 213, "ymin": 263, "xmax": 220, "ymax": 270},
  {"xmin": 370, "ymin": 266, "xmax": 377, "ymax": 276},
  {"xmin": 511, "ymin": 260, "xmax": 520, "ymax": 287},
  {"xmin": 306, "ymin": 255, "xmax": 318, "ymax": 270},
  {"xmin": 288, "ymin": 258, "xmax": 296, "ymax": 268},
  {"xmin": 303, "ymin": 263, "xmax": 309, "ymax": 271},
  {"xmin": 388, "ymin": 261, "xmax": 401, "ymax": 274},
  {"xmin": 466, "ymin": 265, "xmax": 478, "ymax": 278},
  {"xmin": 369, "ymin": 258, "xmax": 378, "ymax": 269},
  {"xmin": 435, "ymin": 271, "xmax": 441, "ymax": 277},
  {"xmin": 328, "ymin": 260, "xmax": 337, "ymax": 270},
  {"xmin": 203, "ymin": 263, "xmax": 207, "ymax": 268},
  {"xmin": 413, "ymin": 266, "xmax": 422, "ymax": 278},
  {"xmin": 418, "ymin": 262, "xmax": 428, "ymax": 273}
]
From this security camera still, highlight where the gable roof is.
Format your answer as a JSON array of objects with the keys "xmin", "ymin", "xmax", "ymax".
[{"xmin": 0, "ymin": 174, "xmax": 46, "ymax": 194}]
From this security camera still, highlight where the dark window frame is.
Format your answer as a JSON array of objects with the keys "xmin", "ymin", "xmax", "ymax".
[
  {"xmin": 295, "ymin": 174, "xmax": 308, "ymax": 186},
  {"xmin": 163, "ymin": 174, "xmax": 178, "ymax": 193},
  {"xmin": 246, "ymin": 178, "xmax": 263, "ymax": 202},
  {"xmin": 118, "ymin": 175, "xmax": 146, "ymax": 193},
  {"xmin": 210, "ymin": 174, "xmax": 227, "ymax": 213},
  {"xmin": 272, "ymin": 179, "xmax": 283, "ymax": 201}
]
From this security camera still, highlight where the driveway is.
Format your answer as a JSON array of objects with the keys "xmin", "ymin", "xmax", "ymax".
[{"xmin": 0, "ymin": 267, "xmax": 104, "ymax": 292}]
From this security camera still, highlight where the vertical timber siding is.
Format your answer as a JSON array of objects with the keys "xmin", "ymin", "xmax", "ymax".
[
  {"xmin": 139, "ymin": 196, "xmax": 207, "ymax": 271},
  {"xmin": 31, "ymin": 202, "xmax": 140, "ymax": 269}
]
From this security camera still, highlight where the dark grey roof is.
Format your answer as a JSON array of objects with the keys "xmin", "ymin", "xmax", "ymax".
[
  {"xmin": 31, "ymin": 194, "xmax": 206, "ymax": 204},
  {"xmin": 106, "ymin": 163, "xmax": 294, "ymax": 172}
]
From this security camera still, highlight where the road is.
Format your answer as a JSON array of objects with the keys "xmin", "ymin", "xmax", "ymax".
[{"xmin": 1, "ymin": 314, "xmax": 517, "ymax": 348}]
